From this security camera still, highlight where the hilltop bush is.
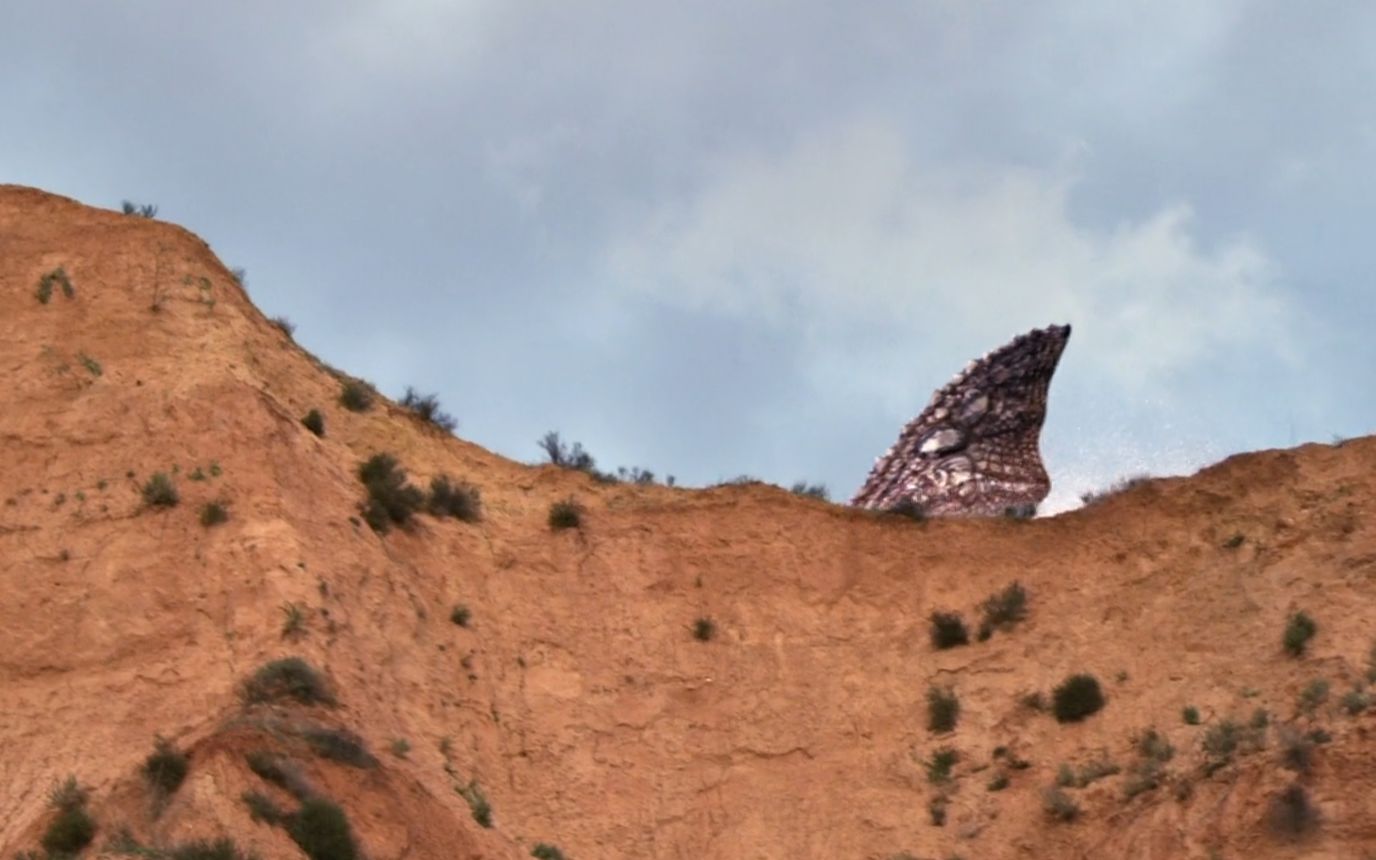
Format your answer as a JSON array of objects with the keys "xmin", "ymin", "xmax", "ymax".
[
  {"xmin": 927, "ymin": 686, "xmax": 960, "ymax": 733},
  {"xmin": 121, "ymin": 200, "xmax": 158, "ymax": 218},
  {"xmin": 338, "ymin": 379, "xmax": 375, "ymax": 412},
  {"xmin": 789, "ymin": 481, "xmax": 829, "ymax": 500},
  {"xmin": 242, "ymin": 657, "xmax": 335, "ymax": 706},
  {"xmin": 1079, "ymin": 474, "xmax": 1149, "ymax": 506},
  {"xmin": 929, "ymin": 612, "xmax": 970, "ymax": 649},
  {"xmin": 287, "ymin": 798, "xmax": 358, "ymax": 860},
  {"xmin": 1052, "ymin": 674, "xmax": 1105, "ymax": 723},
  {"xmin": 538, "ymin": 431, "xmax": 597, "ymax": 472},
  {"xmin": 358, "ymin": 453, "xmax": 424, "ymax": 533},
  {"xmin": 400, "ymin": 387, "xmax": 457, "ymax": 432},
  {"xmin": 302, "ymin": 409, "xmax": 325, "ymax": 437},
  {"xmin": 888, "ymin": 499, "xmax": 926, "ymax": 521},
  {"xmin": 271, "ymin": 316, "xmax": 296, "ymax": 339},
  {"xmin": 1283, "ymin": 611, "xmax": 1317, "ymax": 656},
  {"xmin": 143, "ymin": 472, "xmax": 179, "ymax": 507},
  {"xmin": 143, "ymin": 736, "xmax": 189, "ymax": 798},
  {"xmin": 428, "ymin": 475, "xmax": 481, "ymax": 522}
]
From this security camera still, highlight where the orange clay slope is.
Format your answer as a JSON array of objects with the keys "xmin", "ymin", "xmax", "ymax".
[{"xmin": 1, "ymin": 185, "xmax": 1374, "ymax": 860}]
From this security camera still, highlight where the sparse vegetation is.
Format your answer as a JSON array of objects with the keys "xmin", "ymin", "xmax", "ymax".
[
  {"xmin": 927, "ymin": 686, "xmax": 960, "ymax": 733},
  {"xmin": 929, "ymin": 612, "xmax": 970, "ymax": 649},
  {"xmin": 1223, "ymin": 533, "xmax": 1245, "ymax": 549},
  {"xmin": 358, "ymin": 453, "xmax": 425, "ymax": 533},
  {"xmin": 200, "ymin": 500, "xmax": 229, "ymax": 527},
  {"xmin": 143, "ymin": 736, "xmax": 189, "ymax": 798},
  {"xmin": 548, "ymin": 497, "xmax": 583, "ymax": 530},
  {"xmin": 390, "ymin": 738, "xmax": 411, "ymax": 758},
  {"xmin": 927, "ymin": 796, "xmax": 947, "ymax": 826},
  {"xmin": 1003, "ymin": 502, "xmax": 1037, "ymax": 519},
  {"xmin": 458, "ymin": 780, "xmax": 493, "ymax": 828},
  {"xmin": 693, "ymin": 617, "xmax": 716, "ymax": 642},
  {"xmin": 1019, "ymin": 691, "xmax": 1047, "ymax": 712},
  {"xmin": 36, "ymin": 267, "xmax": 76, "ymax": 304},
  {"xmin": 1052, "ymin": 674, "xmax": 1105, "ymax": 723},
  {"xmin": 281, "ymin": 602, "xmax": 306, "ymax": 638},
  {"xmin": 1124, "ymin": 728, "xmax": 1175, "ymax": 799},
  {"xmin": 1182, "ymin": 706, "xmax": 1201, "ymax": 725},
  {"xmin": 1042, "ymin": 787, "xmax": 1080, "ymax": 822},
  {"xmin": 286, "ymin": 797, "xmax": 359, "ymax": 860},
  {"xmin": 987, "ymin": 771, "xmax": 1010, "ymax": 791},
  {"xmin": 531, "ymin": 845, "xmax": 567, "ymax": 860},
  {"xmin": 789, "ymin": 481, "xmax": 829, "ymax": 501},
  {"xmin": 302, "ymin": 409, "xmax": 326, "ymax": 437},
  {"xmin": 1268, "ymin": 783, "xmax": 1319, "ymax": 837},
  {"xmin": 1060, "ymin": 758, "xmax": 1120, "ymax": 788},
  {"xmin": 1283, "ymin": 611, "xmax": 1317, "ymax": 657},
  {"xmin": 427, "ymin": 475, "xmax": 481, "ymax": 522},
  {"xmin": 1278, "ymin": 725, "xmax": 1314, "ymax": 773},
  {"xmin": 1079, "ymin": 473, "xmax": 1149, "ymax": 506},
  {"xmin": 1341, "ymin": 687, "xmax": 1369, "ymax": 715},
  {"xmin": 450, "ymin": 604, "xmax": 472, "ymax": 627},
  {"xmin": 143, "ymin": 472, "xmax": 180, "ymax": 507},
  {"xmin": 42, "ymin": 776, "xmax": 95, "ymax": 855},
  {"xmin": 302, "ymin": 727, "xmax": 378, "ymax": 768},
  {"xmin": 926, "ymin": 747, "xmax": 958, "ymax": 783},
  {"xmin": 270, "ymin": 316, "xmax": 296, "ymax": 339},
  {"xmin": 1201, "ymin": 718, "xmax": 1264, "ymax": 774},
  {"xmin": 338, "ymin": 379, "xmax": 375, "ymax": 412},
  {"xmin": 242, "ymin": 657, "xmax": 335, "ymax": 706},
  {"xmin": 1298, "ymin": 678, "xmax": 1329, "ymax": 715},
  {"xmin": 400, "ymin": 387, "xmax": 457, "ymax": 433},
  {"xmin": 122, "ymin": 200, "xmax": 159, "ymax": 218},
  {"xmin": 977, "ymin": 581, "xmax": 1028, "ymax": 639},
  {"xmin": 79, "ymin": 353, "xmax": 102, "ymax": 376}
]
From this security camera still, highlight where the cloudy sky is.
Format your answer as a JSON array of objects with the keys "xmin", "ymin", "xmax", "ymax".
[{"xmin": 5, "ymin": 1, "xmax": 1373, "ymax": 511}]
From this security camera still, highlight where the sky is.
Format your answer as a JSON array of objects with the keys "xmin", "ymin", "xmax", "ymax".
[{"xmin": 4, "ymin": 1, "xmax": 1373, "ymax": 511}]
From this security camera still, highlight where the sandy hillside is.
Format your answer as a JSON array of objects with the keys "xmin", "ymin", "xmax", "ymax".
[{"xmin": 1, "ymin": 185, "xmax": 1374, "ymax": 859}]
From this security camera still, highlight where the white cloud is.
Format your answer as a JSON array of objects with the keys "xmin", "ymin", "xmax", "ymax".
[{"xmin": 604, "ymin": 119, "xmax": 1294, "ymax": 409}]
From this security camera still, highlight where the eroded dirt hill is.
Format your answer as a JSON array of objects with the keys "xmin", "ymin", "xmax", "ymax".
[{"xmin": 2, "ymin": 185, "xmax": 1374, "ymax": 860}]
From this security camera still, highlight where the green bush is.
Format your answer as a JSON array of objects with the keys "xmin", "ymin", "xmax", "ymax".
[
  {"xmin": 693, "ymin": 617, "xmax": 716, "ymax": 642},
  {"xmin": 428, "ymin": 475, "xmax": 481, "ymax": 522},
  {"xmin": 531, "ymin": 845, "xmax": 567, "ymax": 860},
  {"xmin": 358, "ymin": 454, "xmax": 424, "ymax": 533},
  {"xmin": 450, "ymin": 604, "xmax": 472, "ymax": 627},
  {"xmin": 1298, "ymin": 678, "xmax": 1329, "ymax": 714},
  {"xmin": 201, "ymin": 500, "xmax": 229, "ymax": 527},
  {"xmin": 143, "ymin": 472, "xmax": 180, "ymax": 507},
  {"xmin": 1051, "ymin": 674, "xmax": 1105, "ymax": 723},
  {"xmin": 143, "ymin": 736, "xmax": 189, "ymax": 797},
  {"xmin": 242, "ymin": 657, "xmax": 335, "ymax": 706},
  {"xmin": 1283, "ymin": 612, "xmax": 1317, "ymax": 657},
  {"xmin": 35, "ymin": 267, "xmax": 75, "ymax": 304},
  {"xmin": 929, "ymin": 612, "xmax": 969, "ymax": 649},
  {"xmin": 42, "ymin": 805, "xmax": 96, "ymax": 854},
  {"xmin": 241, "ymin": 790, "xmax": 284, "ymax": 824},
  {"xmin": 400, "ymin": 387, "xmax": 457, "ymax": 433},
  {"xmin": 1182, "ymin": 706, "xmax": 1200, "ymax": 725},
  {"xmin": 302, "ymin": 727, "xmax": 377, "ymax": 768},
  {"xmin": 925, "ymin": 747, "xmax": 958, "ymax": 783},
  {"xmin": 888, "ymin": 499, "xmax": 926, "ymax": 521},
  {"xmin": 302, "ymin": 409, "xmax": 325, "ymax": 437},
  {"xmin": 548, "ymin": 497, "xmax": 583, "ymax": 530},
  {"xmin": 287, "ymin": 798, "xmax": 358, "ymax": 860},
  {"xmin": 1042, "ymin": 787, "xmax": 1079, "ymax": 822},
  {"xmin": 977, "ymin": 582, "xmax": 1028, "ymax": 639},
  {"xmin": 538, "ymin": 432, "xmax": 596, "ymax": 472},
  {"xmin": 1268, "ymin": 783, "xmax": 1319, "ymax": 836},
  {"xmin": 459, "ymin": 781, "xmax": 492, "ymax": 828},
  {"xmin": 338, "ymin": 379, "xmax": 375, "ymax": 412},
  {"xmin": 927, "ymin": 686, "xmax": 959, "ymax": 733}
]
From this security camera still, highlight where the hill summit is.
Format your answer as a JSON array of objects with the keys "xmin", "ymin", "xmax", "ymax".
[{"xmin": 2, "ymin": 185, "xmax": 1374, "ymax": 859}]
